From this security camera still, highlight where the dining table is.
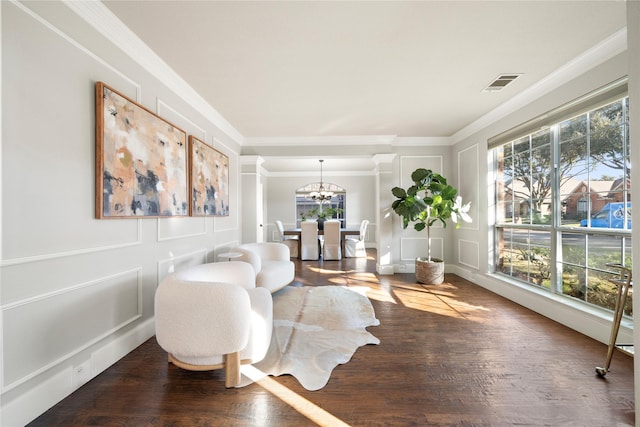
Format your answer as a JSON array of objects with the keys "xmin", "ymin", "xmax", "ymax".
[{"xmin": 283, "ymin": 227, "xmax": 360, "ymax": 259}]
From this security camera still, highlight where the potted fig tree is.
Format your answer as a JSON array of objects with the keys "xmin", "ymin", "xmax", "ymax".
[
  {"xmin": 391, "ymin": 168, "xmax": 471, "ymax": 284},
  {"xmin": 305, "ymin": 206, "xmax": 343, "ymax": 230}
]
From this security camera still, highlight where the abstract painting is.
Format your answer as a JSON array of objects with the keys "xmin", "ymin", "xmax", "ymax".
[
  {"xmin": 95, "ymin": 82, "xmax": 188, "ymax": 218},
  {"xmin": 189, "ymin": 136, "xmax": 229, "ymax": 216}
]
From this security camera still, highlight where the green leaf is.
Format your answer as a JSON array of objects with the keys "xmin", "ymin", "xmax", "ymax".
[
  {"xmin": 391, "ymin": 187, "xmax": 406, "ymax": 198},
  {"xmin": 433, "ymin": 173, "xmax": 447, "ymax": 185},
  {"xmin": 407, "ymin": 185, "xmax": 420, "ymax": 197},
  {"xmin": 391, "ymin": 167, "xmax": 471, "ymax": 235},
  {"xmin": 411, "ymin": 168, "xmax": 430, "ymax": 183},
  {"xmin": 441, "ymin": 185, "xmax": 457, "ymax": 200}
]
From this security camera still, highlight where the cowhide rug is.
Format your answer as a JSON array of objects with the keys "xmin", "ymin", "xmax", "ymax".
[{"xmin": 239, "ymin": 285, "xmax": 380, "ymax": 391}]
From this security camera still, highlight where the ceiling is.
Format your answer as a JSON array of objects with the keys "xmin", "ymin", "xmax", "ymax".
[
  {"xmin": 99, "ymin": 1, "xmax": 627, "ymax": 175},
  {"xmin": 102, "ymin": 0, "xmax": 626, "ymax": 142}
]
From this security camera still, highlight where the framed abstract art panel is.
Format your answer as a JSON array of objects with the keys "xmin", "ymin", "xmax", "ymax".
[
  {"xmin": 95, "ymin": 82, "xmax": 188, "ymax": 218},
  {"xmin": 189, "ymin": 136, "xmax": 230, "ymax": 216}
]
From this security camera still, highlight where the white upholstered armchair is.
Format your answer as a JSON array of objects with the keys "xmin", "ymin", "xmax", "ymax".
[
  {"xmin": 235, "ymin": 242, "xmax": 295, "ymax": 293},
  {"xmin": 154, "ymin": 261, "xmax": 273, "ymax": 387}
]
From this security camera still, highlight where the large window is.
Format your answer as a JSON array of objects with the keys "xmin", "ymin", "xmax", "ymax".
[{"xmin": 494, "ymin": 90, "xmax": 631, "ymax": 315}]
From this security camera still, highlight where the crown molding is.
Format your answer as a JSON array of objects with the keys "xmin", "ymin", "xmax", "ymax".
[
  {"xmin": 245, "ymin": 135, "xmax": 455, "ymax": 147},
  {"xmin": 392, "ymin": 137, "xmax": 453, "ymax": 146},
  {"xmin": 266, "ymin": 169, "xmax": 376, "ymax": 178},
  {"xmin": 243, "ymin": 135, "xmax": 399, "ymax": 147},
  {"xmin": 64, "ymin": 0, "xmax": 244, "ymax": 145},
  {"xmin": 451, "ymin": 28, "xmax": 628, "ymax": 144}
]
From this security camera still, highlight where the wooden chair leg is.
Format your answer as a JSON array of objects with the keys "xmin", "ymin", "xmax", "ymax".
[{"xmin": 225, "ymin": 352, "xmax": 241, "ymax": 388}]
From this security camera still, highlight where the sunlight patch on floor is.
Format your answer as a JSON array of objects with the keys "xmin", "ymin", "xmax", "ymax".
[
  {"xmin": 300, "ymin": 265, "xmax": 397, "ymax": 304},
  {"xmin": 350, "ymin": 284, "xmax": 396, "ymax": 303},
  {"xmin": 307, "ymin": 266, "xmax": 347, "ymax": 274},
  {"xmin": 392, "ymin": 286, "xmax": 489, "ymax": 321},
  {"xmin": 241, "ymin": 365, "xmax": 351, "ymax": 427},
  {"xmin": 342, "ymin": 284, "xmax": 395, "ymax": 304},
  {"xmin": 347, "ymin": 272, "xmax": 379, "ymax": 283},
  {"xmin": 328, "ymin": 276, "xmax": 349, "ymax": 285},
  {"xmin": 343, "ymin": 273, "xmax": 396, "ymax": 303}
]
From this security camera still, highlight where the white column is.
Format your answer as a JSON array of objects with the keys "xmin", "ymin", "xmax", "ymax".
[{"xmin": 373, "ymin": 154, "xmax": 397, "ymax": 275}]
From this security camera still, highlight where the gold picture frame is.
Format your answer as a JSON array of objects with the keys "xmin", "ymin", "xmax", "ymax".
[
  {"xmin": 189, "ymin": 136, "xmax": 230, "ymax": 216},
  {"xmin": 95, "ymin": 82, "xmax": 188, "ymax": 218}
]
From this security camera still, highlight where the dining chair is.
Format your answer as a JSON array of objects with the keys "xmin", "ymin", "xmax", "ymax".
[
  {"xmin": 322, "ymin": 220, "xmax": 342, "ymax": 260},
  {"xmin": 345, "ymin": 219, "xmax": 369, "ymax": 258},
  {"xmin": 274, "ymin": 220, "xmax": 298, "ymax": 258},
  {"xmin": 300, "ymin": 220, "xmax": 320, "ymax": 260}
]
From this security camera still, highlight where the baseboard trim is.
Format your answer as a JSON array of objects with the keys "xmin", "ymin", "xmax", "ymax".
[
  {"xmin": 1, "ymin": 317, "xmax": 155, "ymax": 427},
  {"xmin": 376, "ymin": 264, "xmax": 395, "ymax": 275}
]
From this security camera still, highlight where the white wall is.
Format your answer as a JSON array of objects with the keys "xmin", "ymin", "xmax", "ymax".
[
  {"xmin": 0, "ymin": 2, "xmax": 242, "ymax": 425},
  {"xmin": 264, "ymin": 173, "xmax": 377, "ymax": 244}
]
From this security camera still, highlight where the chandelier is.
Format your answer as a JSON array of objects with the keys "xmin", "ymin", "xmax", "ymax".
[{"xmin": 309, "ymin": 159, "xmax": 334, "ymax": 202}]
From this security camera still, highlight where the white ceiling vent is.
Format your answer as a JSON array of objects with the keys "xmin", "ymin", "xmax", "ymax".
[{"xmin": 483, "ymin": 74, "xmax": 521, "ymax": 92}]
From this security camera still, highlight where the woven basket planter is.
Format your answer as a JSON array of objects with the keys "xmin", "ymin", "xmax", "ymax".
[{"xmin": 415, "ymin": 257, "xmax": 444, "ymax": 284}]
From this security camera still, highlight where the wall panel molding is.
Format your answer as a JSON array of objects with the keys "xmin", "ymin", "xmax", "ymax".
[
  {"xmin": 400, "ymin": 236, "xmax": 444, "ymax": 261},
  {"xmin": 3, "ymin": 2, "xmax": 147, "ymax": 266},
  {"xmin": 457, "ymin": 144, "xmax": 480, "ymax": 231},
  {"xmin": 0, "ymin": 221, "xmax": 142, "ymax": 267},
  {"xmin": 11, "ymin": 0, "xmax": 140, "ymax": 94},
  {"xmin": 212, "ymin": 137, "xmax": 234, "ymax": 155},
  {"xmin": 399, "ymin": 155, "xmax": 443, "ymax": 187},
  {"xmin": 156, "ymin": 98, "xmax": 206, "ymax": 140},
  {"xmin": 9, "ymin": 4, "xmax": 142, "ymax": 256},
  {"xmin": 458, "ymin": 239, "xmax": 480, "ymax": 269},
  {"xmin": 157, "ymin": 217, "xmax": 207, "ymax": 242},
  {"xmin": 2, "ymin": 268, "xmax": 143, "ymax": 392}
]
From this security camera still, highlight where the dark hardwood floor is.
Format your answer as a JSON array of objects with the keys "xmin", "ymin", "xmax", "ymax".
[{"xmin": 30, "ymin": 251, "xmax": 634, "ymax": 426}]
